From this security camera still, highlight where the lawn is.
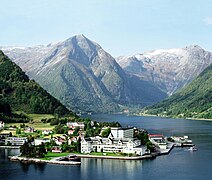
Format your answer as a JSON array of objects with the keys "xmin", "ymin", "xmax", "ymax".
[
  {"xmin": 39, "ymin": 152, "xmax": 72, "ymax": 160},
  {"xmin": 3, "ymin": 113, "xmax": 55, "ymax": 136},
  {"xmin": 6, "ymin": 122, "xmax": 54, "ymax": 131},
  {"xmin": 45, "ymin": 152, "xmax": 71, "ymax": 158},
  {"xmin": 27, "ymin": 114, "xmax": 54, "ymax": 123}
]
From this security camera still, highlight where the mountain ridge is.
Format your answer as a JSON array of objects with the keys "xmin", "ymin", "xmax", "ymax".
[{"xmin": 1, "ymin": 35, "xmax": 166, "ymax": 112}]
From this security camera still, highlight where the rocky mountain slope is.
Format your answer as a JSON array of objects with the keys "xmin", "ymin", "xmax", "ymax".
[
  {"xmin": 1, "ymin": 35, "xmax": 166, "ymax": 112},
  {"xmin": 117, "ymin": 45, "xmax": 212, "ymax": 95},
  {"xmin": 144, "ymin": 63, "xmax": 212, "ymax": 119}
]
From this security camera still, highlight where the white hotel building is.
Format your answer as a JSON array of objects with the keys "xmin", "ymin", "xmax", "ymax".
[{"xmin": 81, "ymin": 127, "xmax": 147, "ymax": 156}]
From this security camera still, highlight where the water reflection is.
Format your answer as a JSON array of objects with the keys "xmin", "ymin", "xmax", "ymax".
[
  {"xmin": 33, "ymin": 163, "xmax": 46, "ymax": 173},
  {"xmin": 4, "ymin": 148, "xmax": 20, "ymax": 156},
  {"xmin": 20, "ymin": 163, "xmax": 30, "ymax": 173},
  {"xmin": 1, "ymin": 115, "xmax": 212, "ymax": 180},
  {"xmin": 80, "ymin": 158, "xmax": 144, "ymax": 179}
]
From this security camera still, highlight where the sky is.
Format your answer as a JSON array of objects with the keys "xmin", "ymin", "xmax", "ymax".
[{"xmin": 1, "ymin": 0, "xmax": 212, "ymax": 56}]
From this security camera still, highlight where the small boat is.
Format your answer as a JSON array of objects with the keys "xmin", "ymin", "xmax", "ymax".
[{"xmin": 188, "ymin": 146, "xmax": 198, "ymax": 151}]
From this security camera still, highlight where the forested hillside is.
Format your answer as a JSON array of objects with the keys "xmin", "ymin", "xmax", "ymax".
[
  {"xmin": 0, "ymin": 50, "xmax": 70, "ymax": 116},
  {"xmin": 144, "ymin": 64, "xmax": 212, "ymax": 119}
]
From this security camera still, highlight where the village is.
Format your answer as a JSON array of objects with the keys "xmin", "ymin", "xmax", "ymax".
[{"xmin": 0, "ymin": 118, "xmax": 196, "ymax": 164}]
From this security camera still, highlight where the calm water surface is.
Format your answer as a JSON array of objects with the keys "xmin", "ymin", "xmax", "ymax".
[{"xmin": 1, "ymin": 114, "xmax": 212, "ymax": 180}]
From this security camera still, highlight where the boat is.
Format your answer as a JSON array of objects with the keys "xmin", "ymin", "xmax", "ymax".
[
  {"xmin": 171, "ymin": 136, "xmax": 194, "ymax": 147},
  {"xmin": 181, "ymin": 141, "xmax": 195, "ymax": 147},
  {"xmin": 188, "ymin": 146, "xmax": 198, "ymax": 151}
]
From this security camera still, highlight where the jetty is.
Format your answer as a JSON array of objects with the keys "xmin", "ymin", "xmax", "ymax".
[{"xmin": 8, "ymin": 156, "xmax": 81, "ymax": 165}]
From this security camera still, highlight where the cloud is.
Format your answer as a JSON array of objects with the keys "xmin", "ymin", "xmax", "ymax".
[{"xmin": 203, "ymin": 17, "xmax": 212, "ymax": 25}]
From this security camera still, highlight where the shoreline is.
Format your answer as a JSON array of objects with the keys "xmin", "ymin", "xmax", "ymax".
[
  {"xmin": 8, "ymin": 156, "xmax": 81, "ymax": 165},
  {"xmin": 7, "ymin": 144, "xmax": 175, "ymax": 165},
  {"xmin": 139, "ymin": 113, "xmax": 212, "ymax": 121},
  {"xmin": 75, "ymin": 154, "xmax": 155, "ymax": 160}
]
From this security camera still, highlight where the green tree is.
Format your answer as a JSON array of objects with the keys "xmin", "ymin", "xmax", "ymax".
[{"xmin": 101, "ymin": 128, "xmax": 111, "ymax": 137}]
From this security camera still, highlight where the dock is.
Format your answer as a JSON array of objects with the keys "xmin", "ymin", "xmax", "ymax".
[{"xmin": 159, "ymin": 143, "xmax": 175, "ymax": 155}]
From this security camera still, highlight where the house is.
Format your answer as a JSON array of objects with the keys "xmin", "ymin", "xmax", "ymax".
[
  {"xmin": 5, "ymin": 137, "xmax": 28, "ymax": 146},
  {"xmin": 34, "ymin": 138, "xmax": 50, "ymax": 146},
  {"xmin": 0, "ymin": 121, "xmax": 5, "ymax": 130},
  {"xmin": 66, "ymin": 122, "xmax": 85, "ymax": 130},
  {"xmin": 68, "ymin": 130, "xmax": 74, "ymax": 135},
  {"xmin": 24, "ymin": 127, "xmax": 34, "ymax": 133},
  {"xmin": 81, "ymin": 136, "xmax": 146, "ymax": 156},
  {"xmin": 68, "ymin": 137, "xmax": 78, "ymax": 145},
  {"xmin": 42, "ymin": 130, "xmax": 53, "ymax": 135},
  {"xmin": 149, "ymin": 134, "xmax": 168, "ymax": 149},
  {"xmin": 52, "ymin": 136, "xmax": 66, "ymax": 145},
  {"xmin": 52, "ymin": 146, "xmax": 62, "ymax": 153}
]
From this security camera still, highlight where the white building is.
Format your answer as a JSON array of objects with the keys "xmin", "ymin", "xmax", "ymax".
[
  {"xmin": 34, "ymin": 138, "xmax": 50, "ymax": 146},
  {"xmin": 5, "ymin": 137, "xmax": 28, "ymax": 146},
  {"xmin": 149, "ymin": 134, "xmax": 168, "ymax": 149},
  {"xmin": 42, "ymin": 130, "xmax": 53, "ymax": 135},
  {"xmin": 67, "ymin": 122, "xmax": 85, "ymax": 130},
  {"xmin": 0, "ymin": 121, "xmax": 5, "ymax": 130},
  {"xmin": 110, "ymin": 127, "xmax": 134, "ymax": 139},
  {"xmin": 81, "ymin": 136, "xmax": 147, "ymax": 156}
]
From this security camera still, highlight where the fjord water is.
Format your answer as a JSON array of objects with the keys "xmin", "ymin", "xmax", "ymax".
[{"xmin": 1, "ymin": 114, "xmax": 212, "ymax": 180}]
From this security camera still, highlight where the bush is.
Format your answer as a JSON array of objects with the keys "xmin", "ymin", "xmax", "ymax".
[{"xmin": 50, "ymin": 118, "xmax": 59, "ymax": 125}]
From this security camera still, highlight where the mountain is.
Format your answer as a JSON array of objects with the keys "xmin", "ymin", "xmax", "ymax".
[
  {"xmin": 117, "ymin": 45, "xmax": 212, "ymax": 95},
  {"xmin": 0, "ymin": 50, "xmax": 71, "ymax": 116},
  {"xmin": 144, "ymin": 63, "xmax": 212, "ymax": 119},
  {"xmin": 1, "ymin": 35, "xmax": 166, "ymax": 112}
]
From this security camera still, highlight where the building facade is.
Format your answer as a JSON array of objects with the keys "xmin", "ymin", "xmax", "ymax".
[
  {"xmin": 67, "ymin": 122, "xmax": 85, "ymax": 130},
  {"xmin": 149, "ymin": 134, "xmax": 168, "ymax": 149},
  {"xmin": 5, "ymin": 137, "xmax": 28, "ymax": 146},
  {"xmin": 34, "ymin": 138, "xmax": 50, "ymax": 146},
  {"xmin": 110, "ymin": 127, "xmax": 134, "ymax": 139},
  {"xmin": 81, "ymin": 136, "xmax": 147, "ymax": 156}
]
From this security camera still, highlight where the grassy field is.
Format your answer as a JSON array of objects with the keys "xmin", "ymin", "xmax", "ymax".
[
  {"xmin": 45, "ymin": 152, "xmax": 71, "ymax": 157},
  {"xmin": 39, "ymin": 152, "xmax": 72, "ymax": 160},
  {"xmin": 5, "ymin": 122, "xmax": 54, "ymax": 130},
  {"xmin": 27, "ymin": 114, "xmax": 54, "ymax": 122},
  {"xmin": 1, "ymin": 113, "xmax": 56, "ymax": 136}
]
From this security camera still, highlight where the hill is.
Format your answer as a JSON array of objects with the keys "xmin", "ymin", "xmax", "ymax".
[
  {"xmin": 0, "ymin": 50, "xmax": 71, "ymax": 116},
  {"xmin": 144, "ymin": 64, "xmax": 212, "ymax": 119}
]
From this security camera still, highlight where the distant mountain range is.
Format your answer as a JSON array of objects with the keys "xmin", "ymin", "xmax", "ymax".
[
  {"xmin": 1, "ymin": 35, "xmax": 211, "ymax": 113},
  {"xmin": 144, "ymin": 63, "xmax": 212, "ymax": 119},
  {"xmin": 0, "ymin": 50, "xmax": 70, "ymax": 116},
  {"xmin": 117, "ymin": 45, "xmax": 212, "ymax": 95}
]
